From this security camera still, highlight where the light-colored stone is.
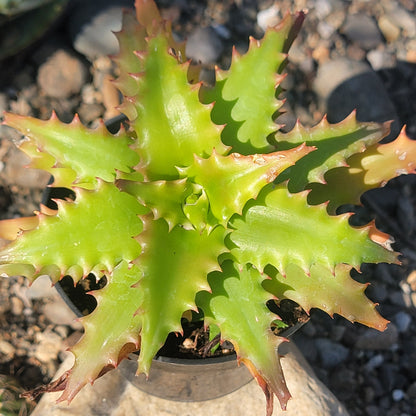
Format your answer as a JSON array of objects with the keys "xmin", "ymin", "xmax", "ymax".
[
  {"xmin": 33, "ymin": 330, "xmax": 64, "ymax": 364},
  {"xmin": 42, "ymin": 299, "xmax": 79, "ymax": 327},
  {"xmin": 10, "ymin": 296, "xmax": 24, "ymax": 315},
  {"xmin": 342, "ymin": 15, "xmax": 383, "ymax": 50},
  {"xmin": 37, "ymin": 49, "xmax": 88, "ymax": 99},
  {"xmin": 314, "ymin": 58, "xmax": 372, "ymax": 100},
  {"xmin": 73, "ymin": 6, "xmax": 123, "ymax": 60},
  {"xmin": 31, "ymin": 342, "xmax": 349, "ymax": 416},
  {"xmin": 186, "ymin": 26, "xmax": 224, "ymax": 65},
  {"xmin": 313, "ymin": 57, "xmax": 400, "ymax": 139},
  {"xmin": 3, "ymin": 146, "xmax": 50, "ymax": 189},
  {"xmin": 257, "ymin": 4, "xmax": 281, "ymax": 31},
  {"xmin": 25, "ymin": 275, "xmax": 55, "ymax": 299},
  {"xmin": 378, "ymin": 15, "xmax": 401, "ymax": 43},
  {"xmin": 384, "ymin": 1, "xmax": 416, "ymax": 37},
  {"xmin": 367, "ymin": 49, "xmax": 396, "ymax": 71},
  {"xmin": 0, "ymin": 340, "xmax": 15, "ymax": 359}
]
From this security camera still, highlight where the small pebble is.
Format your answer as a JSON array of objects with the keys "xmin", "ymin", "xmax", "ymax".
[
  {"xmin": 71, "ymin": 5, "xmax": 129, "ymax": 60},
  {"xmin": 386, "ymin": 2, "xmax": 416, "ymax": 37},
  {"xmin": 37, "ymin": 49, "xmax": 88, "ymax": 99},
  {"xmin": 317, "ymin": 21, "xmax": 336, "ymax": 39},
  {"xmin": 42, "ymin": 299, "xmax": 78, "ymax": 326},
  {"xmin": 257, "ymin": 4, "xmax": 280, "ymax": 31},
  {"xmin": 393, "ymin": 311, "xmax": 412, "ymax": 333},
  {"xmin": 0, "ymin": 340, "xmax": 15, "ymax": 358},
  {"xmin": 367, "ymin": 49, "xmax": 396, "ymax": 70},
  {"xmin": 342, "ymin": 14, "xmax": 383, "ymax": 50},
  {"xmin": 25, "ymin": 275, "xmax": 54, "ymax": 299},
  {"xmin": 364, "ymin": 354, "xmax": 384, "ymax": 371},
  {"xmin": 33, "ymin": 330, "xmax": 64, "ymax": 363},
  {"xmin": 314, "ymin": 0, "xmax": 333, "ymax": 19},
  {"xmin": 378, "ymin": 15, "xmax": 401, "ymax": 43},
  {"xmin": 355, "ymin": 324, "xmax": 399, "ymax": 350},
  {"xmin": 392, "ymin": 389, "xmax": 405, "ymax": 402},
  {"xmin": 315, "ymin": 338, "xmax": 349, "ymax": 368},
  {"xmin": 10, "ymin": 296, "xmax": 24, "ymax": 315},
  {"xmin": 186, "ymin": 26, "xmax": 224, "ymax": 64}
]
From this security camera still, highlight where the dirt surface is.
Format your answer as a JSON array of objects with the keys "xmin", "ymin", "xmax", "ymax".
[{"xmin": 0, "ymin": 1, "xmax": 416, "ymax": 415}]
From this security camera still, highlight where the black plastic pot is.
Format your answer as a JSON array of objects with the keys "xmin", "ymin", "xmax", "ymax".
[{"xmin": 118, "ymin": 352, "xmax": 253, "ymax": 402}]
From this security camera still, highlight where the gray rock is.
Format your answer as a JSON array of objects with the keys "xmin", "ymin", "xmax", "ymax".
[
  {"xmin": 313, "ymin": 58, "xmax": 400, "ymax": 139},
  {"xmin": 25, "ymin": 274, "xmax": 55, "ymax": 299},
  {"xmin": 330, "ymin": 325, "xmax": 346, "ymax": 342},
  {"xmin": 367, "ymin": 49, "xmax": 396, "ymax": 70},
  {"xmin": 69, "ymin": 0, "xmax": 133, "ymax": 61},
  {"xmin": 392, "ymin": 389, "xmax": 405, "ymax": 402},
  {"xmin": 257, "ymin": 4, "xmax": 280, "ymax": 32},
  {"xmin": 317, "ymin": 21, "xmax": 336, "ymax": 39},
  {"xmin": 355, "ymin": 323, "xmax": 399, "ymax": 350},
  {"xmin": 37, "ymin": 49, "xmax": 88, "ymax": 99},
  {"xmin": 313, "ymin": 0, "xmax": 333, "ymax": 19},
  {"xmin": 393, "ymin": 311, "xmax": 412, "ymax": 333},
  {"xmin": 33, "ymin": 329, "xmax": 64, "ymax": 364},
  {"xmin": 364, "ymin": 353, "xmax": 384, "ymax": 371},
  {"xmin": 365, "ymin": 405, "xmax": 380, "ymax": 416},
  {"xmin": 389, "ymin": 290, "xmax": 407, "ymax": 307},
  {"xmin": 42, "ymin": 298, "xmax": 79, "ymax": 327},
  {"xmin": 380, "ymin": 363, "xmax": 400, "ymax": 391},
  {"xmin": 377, "ymin": 15, "xmax": 401, "ymax": 43},
  {"xmin": 315, "ymin": 338, "xmax": 349, "ymax": 368},
  {"xmin": 314, "ymin": 58, "xmax": 371, "ymax": 100},
  {"xmin": 186, "ymin": 26, "xmax": 224, "ymax": 65},
  {"xmin": 4, "ymin": 146, "xmax": 51, "ymax": 189},
  {"xmin": 342, "ymin": 15, "xmax": 383, "ymax": 50},
  {"xmin": 385, "ymin": 1, "xmax": 416, "ymax": 37}
]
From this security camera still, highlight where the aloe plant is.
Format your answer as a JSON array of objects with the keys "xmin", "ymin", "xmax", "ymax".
[{"xmin": 0, "ymin": 0, "xmax": 414, "ymax": 414}]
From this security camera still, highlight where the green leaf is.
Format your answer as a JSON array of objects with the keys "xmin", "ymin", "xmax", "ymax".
[
  {"xmin": 58, "ymin": 261, "xmax": 143, "ymax": 402},
  {"xmin": 229, "ymin": 183, "xmax": 398, "ymax": 275},
  {"xmin": 136, "ymin": 218, "xmax": 227, "ymax": 374},
  {"xmin": 201, "ymin": 12, "xmax": 305, "ymax": 154},
  {"xmin": 120, "ymin": 178, "xmax": 194, "ymax": 230},
  {"xmin": 112, "ymin": 10, "xmax": 147, "ymax": 101},
  {"xmin": 0, "ymin": 182, "xmax": 145, "ymax": 281},
  {"xmin": 263, "ymin": 263, "xmax": 389, "ymax": 330},
  {"xmin": 196, "ymin": 261, "xmax": 290, "ymax": 413},
  {"xmin": 273, "ymin": 114, "xmax": 390, "ymax": 192},
  {"xmin": 4, "ymin": 112, "xmax": 140, "ymax": 190},
  {"xmin": 131, "ymin": 35, "xmax": 227, "ymax": 180},
  {"xmin": 308, "ymin": 127, "xmax": 416, "ymax": 212},
  {"xmin": 182, "ymin": 145, "xmax": 313, "ymax": 225}
]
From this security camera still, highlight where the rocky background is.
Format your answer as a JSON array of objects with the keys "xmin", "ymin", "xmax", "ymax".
[{"xmin": 0, "ymin": 0, "xmax": 416, "ymax": 415}]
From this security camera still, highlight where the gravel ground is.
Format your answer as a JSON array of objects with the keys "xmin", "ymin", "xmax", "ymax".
[{"xmin": 1, "ymin": 1, "xmax": 416, "ymax": 415}]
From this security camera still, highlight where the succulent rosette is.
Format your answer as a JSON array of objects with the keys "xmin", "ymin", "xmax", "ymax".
[{"xmin": 0, "ymin": 1, "xmax": 415, "ymax": 414}]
